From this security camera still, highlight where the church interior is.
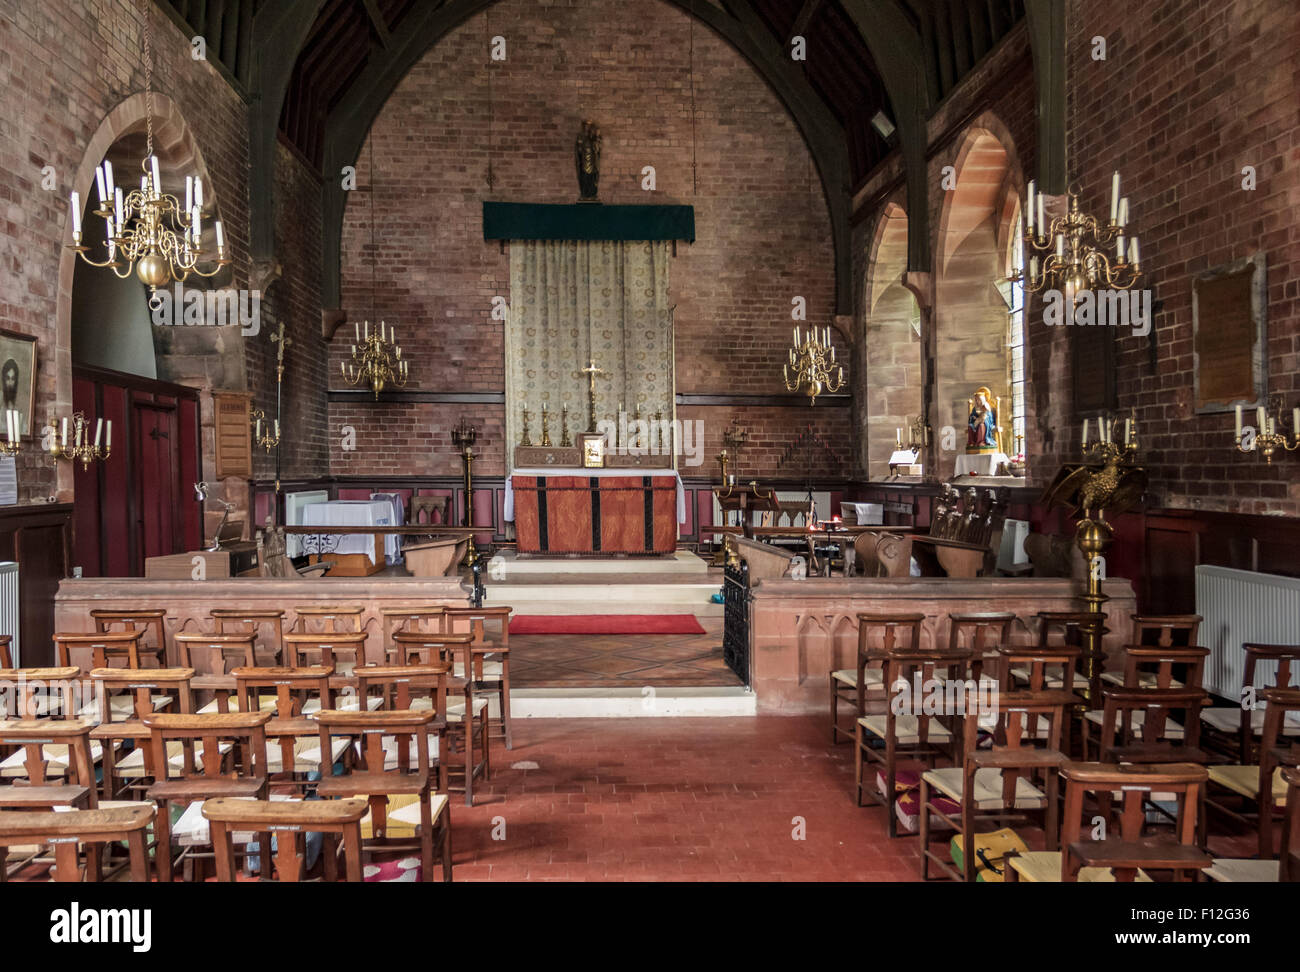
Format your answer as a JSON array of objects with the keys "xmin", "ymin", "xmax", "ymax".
[{"xmin": 0, "ymin": 0, "xmax": 1298, "ymax": 902}]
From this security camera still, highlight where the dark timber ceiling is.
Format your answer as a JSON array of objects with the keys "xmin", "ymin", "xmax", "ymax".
[{"xmin": 153, "ymin": 0, "xmax": 1022, "ymax": 186}]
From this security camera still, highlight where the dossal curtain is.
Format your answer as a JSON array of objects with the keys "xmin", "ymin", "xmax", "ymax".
[{"xmin": 506, "ymin": 240, "xmax": 673, "ymax": 464}]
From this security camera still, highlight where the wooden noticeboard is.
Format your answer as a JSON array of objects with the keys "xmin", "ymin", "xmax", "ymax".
[
  {"xmin": 213, "ymin": 392, "xmax": 252, "ymax": 478},
  {"xmin": 1192, "ymin": 253, "xmax": 1267, "ymax": 413}
]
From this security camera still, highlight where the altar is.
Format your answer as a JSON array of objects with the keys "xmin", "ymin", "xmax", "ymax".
[{"xmin": 505, "ymin": 467, "xmax": 685, "ymax": 556}]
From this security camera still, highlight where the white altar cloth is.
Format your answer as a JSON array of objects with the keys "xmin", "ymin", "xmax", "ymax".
[{"xmin": 301, "ymin": 500, "xmax": 400, "ymax": 564}]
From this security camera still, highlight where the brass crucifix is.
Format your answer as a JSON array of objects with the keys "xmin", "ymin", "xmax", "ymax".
[{"xmin": 581, "ymin": 357, "xmax": 606, "ymax": 433}]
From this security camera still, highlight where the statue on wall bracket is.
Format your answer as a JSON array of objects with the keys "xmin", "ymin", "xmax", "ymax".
[
  {"xmin": 965, "ymin": 386, "xmax": 1001, "ymax": 454},
  {"xmin": 575, "ymin": 120, "xmax": 601, "ymax": 202}
]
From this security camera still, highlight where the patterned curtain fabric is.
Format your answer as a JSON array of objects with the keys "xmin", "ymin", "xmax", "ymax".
[{"xmin": 506, "ymin": 240, "xmax": 673, "ymax": 466}]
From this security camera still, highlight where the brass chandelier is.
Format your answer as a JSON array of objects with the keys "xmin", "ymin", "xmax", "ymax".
[
  {"xmin": 783, "ymin": 325, "xmax": 844, "ymax": 405},
  {"xmin": 67, "ymin": 2, "xmax": 228, "ymax": 290},
  {"xmin": 341, "ymin": 320, "xmax": 408, "ymax": 399},
  {"xmin": 1011, "ymin": 174, "xmax": 1142, "ymax": 295}
]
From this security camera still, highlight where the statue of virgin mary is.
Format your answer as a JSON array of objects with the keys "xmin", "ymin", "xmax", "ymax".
[{"xmin": 965, "ymin": 387, "xmax": 1000, "ymax": 454}]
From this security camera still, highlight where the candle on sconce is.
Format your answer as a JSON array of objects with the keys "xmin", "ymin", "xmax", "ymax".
[
  {"xmin": 1269, "ymin": 417, "xmax": 1276, "ymax": 436},
  {"xmin": 94, "ymin": 417, "xmax": 102, "ymax": 449},
  {"xmin": 96, "ymin": 166, "xmax": 107, "ymax": 207},
  {"xmin": 354, "ymin": 322, "xmax": 360, "ymax": 341},
  {"xmin": 255, "ymin": 417, "xmax": 261, "ymax": 439},
  {"xmin": 1026, "ymin": 180, "xmax": 1036, "ymax": 233},
  {"xmin": 1257, "ymin": 406, "xmax": 1266, "ymax": 430},
  {"xmin": 1118, "ymin": 197, "xmax": 1129, "ymax": 228},
  {"xmin": 214, "ymin": 221, "xmax": 224, "ymax": 251},
  {"xmin": 364, "ymin": 321, "xmax": 369, "ymax": 339},
  {"xmin": 340, "ymin": 360, "xmax": 346, "ymax": 378},
  {"xmin": 1037, "ymin": 193, "xmax": 1045, "ymax": 238},
  {"xmin": 185, "ymin": 175, "xmax": 193, "ymax": 214},
  {"xmin": 1082, "ymin": 418, "xmax": 1089, "ymax": 447},
  {"xmin": 274, "ymin": 420, "xmax": 279, "ymax": 440},
  {"xmin": 70, "ymin": 192, "xmax": 81, "ymax": 236},
  {"xmin": 106, "ymin": 420, "xmax": 111, "ymax": 451},
  {"xmin": 61, "ymin": 417, "xmax": 67, "ymax": 448},
  {"xmin": 1110, "ymin": 171, "xmax": 1120, "ymax": 224},
  {"xmin": 150, "ymin": 155, "xmax": 161, "ymax": 193},
  {"xmin": 1125, "ymin": 418, "xmax": 1132, "ymax": 445},
  {"xmin": 1235, "ymin": 404, "xmax": 1243, "ymax": 438},
  {"xmin": 1056, "ymin": 234, "xmax": 1065, "ymax": 259},
  {"xmin": 1293, "ymin": 408, "xmax": 1299, "ymax": 434}
]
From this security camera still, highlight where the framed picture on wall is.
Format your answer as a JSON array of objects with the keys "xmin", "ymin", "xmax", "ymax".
[
  {"xmin": 1192, "ymin": 252, "xmax": 1267, "ymax": 414},
  {"xmin": 0, "ymin": 329, "xmax": 37, "ymax": 437}
]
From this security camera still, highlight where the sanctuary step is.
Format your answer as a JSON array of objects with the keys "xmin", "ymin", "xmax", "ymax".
[{"xmin": 512, "ymin": 686, "xmax": 755, "ymax": 718}]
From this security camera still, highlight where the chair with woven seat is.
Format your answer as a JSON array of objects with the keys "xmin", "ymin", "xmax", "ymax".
[
  {"xmin": 202, "ymin": 796, "xmax": 368, "ymax": 882},
  {"xmin": 175, "ymin": 632, "xmax": 259, "ymax": 714},
  {"xmin": 1205, "ymin": 687, "xmax": 1300, "ymax": 859},
  {"xmin": 831, "ymin": 613, "xmax": 924, "ymax": 746},
  {"xmin": 1206, "ymin": 764, "xmax": 1300, "ymax": 883},
  {"xmin": 283, "ymin": 631, "xmax": 368, "ymax": 674},
  {"xmin": 443, "ymin": 605, "xmax": 513, "ymax": 749},
  {"xmin": 1099, "ymin": 615, "xmax": 1201, "ymax": 689},
  {"xmin": 855, "ymin": 645, "xmax": 968, "ymax": 837},
  {"xmin": 1201, "ymin": 643, "xmax": 1300, "ymax": 764},
  {"xmin": 89, "ymin": 666, "xmax": 194, "ymax": 802},
  {"xmin": 314, "ymin": 708, "xmax": 452, "ymax": 882},
  {"xmin": 1007, "ymin": 612, "xmax": 1094, "ymax": 695},
  {"xmin": 919, "ymin": 689, "xmax": 1072, "ymax": 881},
  {"xmin": 210, "ymin": 609, "xmax": 286, "ymax": 665},
  {"xmin": 54, "ymin": 631, "xmax": 146, "ymax": 674},
  {"xmin": 1006, "ymin": 761, "xmax": 1211, "ymax": 882},
  {"xmin": 0, "ymin": 720, "xmax": 99, "ymax": 810},
  {"xmin": 0, "ymin": 666, "xmax": 79, "ymax": 721},
  {"xmin": 354, "ymin": 664, "xmax": 450, "ymax": 793},
  {"xmin": 947, "ymin": 612, "xmax": 1017, "ymax": 682},
  {"xmin": 231, "ymin": 666, "xmax": 346, "ymax": 785},
  {"xmin": 385, "ymin": 631, "xmax": 487, "ymax": 805},
  {"xmin": 0, "ymin": 805, "xmax": 155, "ymax": 882},
  {"xmin": 91, "ymin": 609, "xmax": 169, "ymax": 667},
  {"xmin": 1083, "ymin": 647, "xmax": 1210, "ymax": 758},
  {"xmin": 142, "ymin": 711, "xmax": 273, "ymax": 882}
]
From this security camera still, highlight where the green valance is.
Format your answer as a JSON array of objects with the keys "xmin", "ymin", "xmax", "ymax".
[{"xmin": 482, "ymin": 202, "xmax": 695, "ymax": 242}]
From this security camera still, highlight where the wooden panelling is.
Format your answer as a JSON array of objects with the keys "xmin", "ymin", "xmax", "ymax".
[
  {"xmin": 0, "ymin": 504, "xmax": 71, "ymax": 667},
  {"xmin": 213, "ymin": 393, "xmax": 252, "ymax": 479}
]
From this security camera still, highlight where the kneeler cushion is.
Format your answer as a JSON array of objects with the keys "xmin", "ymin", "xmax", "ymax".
[
  {"xmin": 894, "ymin": 790, "xmax": 959, "ymax": 833},
  {"xmin": 364, "ymin": 857, "xmax": 422, "ymax": 882}
]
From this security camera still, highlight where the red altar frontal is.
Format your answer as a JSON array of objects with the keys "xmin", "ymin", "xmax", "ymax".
[{"xmin": 507, "ymin": 469, "xmax": 683, "ymax": 555}]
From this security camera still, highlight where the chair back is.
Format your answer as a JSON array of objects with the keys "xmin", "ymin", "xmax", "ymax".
[
  {"xmin": 282, "ymin": 631, "xmax": 367, "ymax": 670},
  {"xmin": 0, "ymin": 667, "xmax": 80, "ymax": 719},
  {"xmin": 141, "ymin": 711, "xmax": 272, "ymax": 785},
  {"xmin": 996, "ymin": 645, "xmax": 1083, "ymax": 694},
  {"xmin": 211, "ymin": 610, "xmax": 285, "ymax": 661},
  {"xmin": 0, "ymin": 719, "xmax": 98, "ymax": 800},
  {"xmin": 1034, "ymin": 612, "xmax": 1095, "ymax": 649},
  {"xmin": 1131, "ymin": 614, "xmax": 1201, "ymax": 648},
  {"xmin": 1120, "ymin": 645, "xmax": 1209, "ymax": 691},
  {"xmin": 879, "ymin": 647, "xmax": 972, "ymax": 749},
  {"xmin": 315, "ymin": 708, "xmax": 436, "ymax": 780},
  {"xmin": 1233, "ymin": 644, "xmax": 1300, "ymax": 762},
  {"xmin": 354, "ymin": 664, "xmax": 449, "ymax": 719},
  {"xmin": 201, "ymin": 796, "xmax": 368, "ymax": 882},
  {"xmin": 90, "ymin": 609, "xmax": 168, "ymax": 665},
  {"xmin": 231, "ymin": 666, "xmax": 334, "ymax": 719},
  {"xmin": 1098, "ymin": 687, "xmax": 1209, "ymax": 762},
  {"xmin": 391, "ymin": 630, "xmax": 473, "ymax": 667},
  {"xmin": 54, "ymin": 631, "xmax": 145, "ymax": 672},
  {"xmin": 1058, "ymin": 761, "xmax": 1209, "ymax": 880},
  {"xmin": 88, "ymin": 666, "xmax": 194, "ymax": 725},
  {"xmin": 292, "ymin": 605, "xmax": 364, "ymax": 634},
  {"xmin": 174, "ymin": 632, "xmax": 258, "ymax": 676}
]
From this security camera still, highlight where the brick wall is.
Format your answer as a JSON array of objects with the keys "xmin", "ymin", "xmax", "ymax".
[
  {"xmin": 329, "ymin": 0, "xmax": 847, "ymax": 481},
  {"xmin": 1065, "ymin": 0, "xmax": 1300, "ymax": 515},
  {"xmin": 0, "ymin": 0, "xmax": 251, "ymax": 505}
]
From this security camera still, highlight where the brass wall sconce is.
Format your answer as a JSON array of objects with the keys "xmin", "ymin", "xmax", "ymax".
[
  {"xmin": 48, "ymin": 412, "xmax": 112, "ymax": 471},
  {"xmin": 1234, "ymin": 397, "xmax": 1299, "ymax": 464},
  {"xmin": 251, "ymin": 408, "xmax": 280, "ymax": 452},
  {"xmin": 0, "ymin": 409, "xmax": 22, "ymax": 457}
]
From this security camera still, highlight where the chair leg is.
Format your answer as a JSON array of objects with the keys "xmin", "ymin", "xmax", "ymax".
[
  {"xmin": 830, "ymin": 676, "xmax": 838, "ymax": 744},
  {"xmin": 500, "ymin": 672, "xmax": 513, "ymax": 750},
  {"xmin": 481, "ymin": 707, "xmax": 491, "ymax": 781},
  {"xmin": 464, "ymin": 721, "xmax": 474, "ymax": 807},
  {"xmin": 155, "ymin": 804, "xmax": 174, "ymax": 882},
  {"xmin": 127, "ymin": 830, "xmax": 150, "ymax": 882},
  {"xmin": 420, "ymin": 799, "xmax": 435, "ymax": 882},
  {"xmin": 919, "ymin": 780, "xmax": 931, "ymax": 879},
  {"xmin": 442, "ymin": 815, "xmax": 453, "ymax": 883},
  {"xmin": 344, "ymin": 823, "xmax": 363, "ymax": 882},
  {"xmin": 854, "ymin": 723, "xmax": 865, "ymax": 807}
]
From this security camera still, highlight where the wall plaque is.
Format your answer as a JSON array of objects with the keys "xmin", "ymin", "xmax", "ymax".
[{"xmin": 1192, "ymin": 252, "xmax": 1266, "ymax": 413}]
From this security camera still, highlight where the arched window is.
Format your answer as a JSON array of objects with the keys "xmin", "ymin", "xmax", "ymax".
[{"xmin": 1004, "ymin": 211, "xmax": 1027, "ymax": 461}]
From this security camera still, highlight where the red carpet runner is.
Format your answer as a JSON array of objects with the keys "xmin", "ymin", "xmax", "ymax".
[{"xmin": 509, "ymin": 614, "xmax": 706, "ymax": 635}]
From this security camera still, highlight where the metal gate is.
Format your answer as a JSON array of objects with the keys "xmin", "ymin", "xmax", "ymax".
[{"xmin": 722, "ymin": 558, "xmax": 750, "ymax": 687}]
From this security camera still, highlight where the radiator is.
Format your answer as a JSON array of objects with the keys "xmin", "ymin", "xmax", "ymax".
[
  {"xmin": 284, "ymin": 490, "xmax": 330, "ymax": 558},
  {"xmin": 0, "ymin": 562, "xmax": 18, "ymax": 665},
  {"xmin": 1196, "ymin": 565, "xmax": 1300, "ymax": 699}
]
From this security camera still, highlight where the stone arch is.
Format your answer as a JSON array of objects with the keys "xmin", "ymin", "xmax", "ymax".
[
  {"xmin": 862, "ymin": 201, "xmax": 922, "ymax": 478},
  {"xmin": 56, "ymin": 93, "xmax": 229, "ymax": 499},
  {"xmin": 932, "ymin": 115, "xmax": 1023, "ymax": 478}
]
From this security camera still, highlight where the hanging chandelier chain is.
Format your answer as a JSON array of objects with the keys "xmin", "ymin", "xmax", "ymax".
[{"xmin": 141, "ymin": 0, "xmax": 154, "ymax": 158}]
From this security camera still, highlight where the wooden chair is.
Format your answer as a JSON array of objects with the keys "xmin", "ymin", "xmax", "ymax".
[
  {"xmin": 0, "ymin": 666, "xmax": 80, "ymax": 720},
  {"xmin": 1205, "ymin": 687, "xmax": 1300, "ymax": 858},
  {"xmin": 920, "ymin": 689, "xmax": 1072, "ymax": 881},
  {"xmin": 1006, "ymin": 762, "xmax": 1211, "ymax": 882},
  {"xmin": 90, "ymin": 609, "xmax": 169, "ymax": 667},
  {"xmin": 830, "ymin": 612, "xmax": 924, "ymax": 745},
  {"xmin": 354, "ymin": 664, "xmax": 450, "ymax": 793},
  {"xmin": 142, "ymin": 711, "xmax": 273, "ymax": 882},
  {"xmin": 0, "ymin": 805, "xmax": 154, "ymax": 882},
  {"xmin": 1095, "ymin": 687, "xmax": 1211, "ymax": 766},
  {"xmin": 1201, "ymin": 643, "xmax": 1300, "ymax": 763},
  {"xmin": 292, "ymin": 605, "xmax": 365, "ymax": 634},
  {"xmin": 996, "ymin": 644, "xmax": 1085, "ymax": 752},
  {"xmin": 1083, "ymin": 646, "xmax": 1210, "ymax": 757},
  {"xmin": 231, "ymin": 666, "xmax": 344, "ymax": 785},
  {"xmin": 1206, "ymin": 764, "xmax": 1300, "ymax": 882},
  {"xmin": 202, "ymin": 796, "xmax": 368, "ymax": 882},
  {"xmin": 947, "ymin": 612, "xmax": 1017, "ymax": 682},
  {"xmin": 210, "ymin": 609, "xmax": 286, "ymax": 665},
  {"xmin": 443, "ymin": 605, "xmax": 513, "ymax": 749},
  {"xmin": 1100, "ymin": 619, "xmax": 1202, "ymax": 689},
  {"xmin": 385, "ymin": 630, "xmax": 488, "ymax": 805},
  {"xmin": 283, "ymin": 631, "xmax": 368, "ymax": 673},
  {"xmin": 54, "ymin": 631, "xmax": 146, "ymax": 673},
  {"xmin": 89, "ymin": 666, "xmax": 194, "ymax": 802},
  {"xmin": 855, "ymin": 646, "xmax": 969, "ymax": 837},
  {"xmin": 175, "ymin": 632, "xmax": 259, "ymax": 714},
  {"xmin": 314, "ymin": 708, "xmax": 453, "ymax": 881},
  {"xmin": 0, "ymin": 720, "xmax": 98, "ymax": 809}
]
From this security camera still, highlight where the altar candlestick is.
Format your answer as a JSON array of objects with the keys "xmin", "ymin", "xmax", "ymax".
[
  {"xmin": 1235, "ymin": 405, "xmax": 1242, "ymax": 438},
  {"xmin": 895, "ymin": 428, "xmax": 902, "ymax": 448}
]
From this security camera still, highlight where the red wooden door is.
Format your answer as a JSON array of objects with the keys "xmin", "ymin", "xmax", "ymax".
[{"xmin": 134, "ymin": 402, "xmax": 178, "ymax": 562}]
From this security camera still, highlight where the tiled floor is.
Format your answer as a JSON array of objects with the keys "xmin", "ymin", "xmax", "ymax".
[{"xmin": 510, "ymin": 618, "xmax": 741, "ymax": 687}]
